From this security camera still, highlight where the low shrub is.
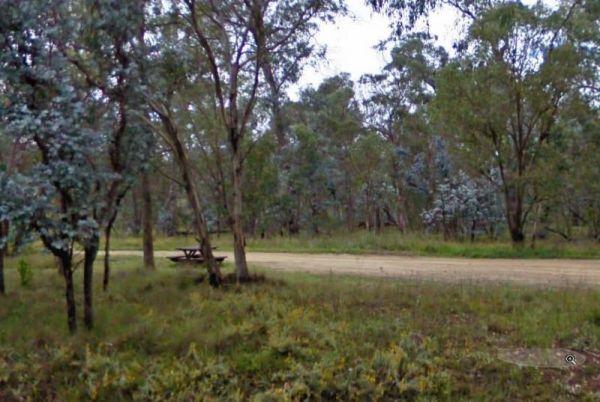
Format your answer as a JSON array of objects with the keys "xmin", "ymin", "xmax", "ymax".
[{"xmin": 17, "ymin": 259, "xmax": 32, "ymax": 288}]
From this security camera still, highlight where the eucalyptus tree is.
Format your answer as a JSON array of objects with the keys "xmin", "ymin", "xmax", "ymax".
[
  {"xmin": 287, "ymin": 74, "xmax": 365, "ymax": 231},
  {"xmin": 259, "ymin": 2, "xmax": 342, "ymax": 149},
  {"xmin": 367, "ymin": 0, "xmax": 438, "ymax": 36},
  {"xmin": 281, "ymin": 74, "xmax": 364, "ymax": 234},
  {"xmin": 178, "ymin": 0, "xmax": 342, "ymax": 280},
  {"xmin": 141, "ymin": 171, "xmax": 156, "ymax": 270},
  {"xmin": 541, "ymin": 100, "xmax": 600, "ymax": 242},
  {"xmin": 434, "ymin": 1, "xmax": 593, "ymax": 243},
  {"xmin": 0, "ymin": 0, "xmax": 153, "ymax": 331},
  {"xmin": 140, "ymin": 6, "xmax": 225, "ymax": 286},
  {"xmin": 286, "ymin": 123, "xmax": 331, "ymax": 234},
  {"xmin": 0, "ymin": 0, "xmax": 102, "ymax": 332},
  {"xmin": 242, "ymin": 135, "xmax": 279, "ymax": 235},
  {"xmin": 255, "ymin": 0, "xmax": 344, "ymax": 238},
  {"xmin": 360, "ymin": 33, "xmax": 447, "ymax": 230},
  {"xmin": 576, "ymin": 110, "xmax": 600, "ymax": 240},
  {"xmin": 348, "ymin": 133, "xmax": 389, "ymax": 231},
  {"xmin": 58, "ymin": 0, "xmax": 154, "ymax": 291},
  {"xmin": 180, "ymin": 79, "xmax": 233, "ymax": 240},
  {"xmin": 574, "ymin": 0, "xmax": 600, "ymax": 103},
  {"xmin": 422, "ymin": 171, "xmax": 504, "ymax": 241}
]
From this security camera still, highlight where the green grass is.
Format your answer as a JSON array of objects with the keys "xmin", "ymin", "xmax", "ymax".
[
  {"xmin": 106, "ymin": 230, "xmax": 600, "ymax": 259},
  {"xmin": 1, "ymin": 254, "xmax": 600, "ymax": 400}
]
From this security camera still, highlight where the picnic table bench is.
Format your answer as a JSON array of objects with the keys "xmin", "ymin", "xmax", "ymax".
[{"xmin": 168, "ymin": 245, "xmax": 226, "ymax": 264}]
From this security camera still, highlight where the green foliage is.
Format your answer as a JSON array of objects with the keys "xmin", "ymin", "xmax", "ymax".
[
  {"xmin": 0, "ymin": 0, "xmax": 102, "ymax": 251},
  {"xmin": 17, "ymin": 259, "xmax": 32, "ymax": 288},
  {"xmin": 0, "ymin": 0, "xmax": 154, "ymax": 331},
  {"xmin": 433, "ymin": 1, "xmax": 596, "ymax": 242}
]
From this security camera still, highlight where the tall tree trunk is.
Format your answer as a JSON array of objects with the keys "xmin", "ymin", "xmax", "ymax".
[
  {"xmin": 83, "ymin": 240, "xmax": 98, "ymax": 330},
  {"xmin": 101, "ymin": 187, "xmax": 130, "ymax": 291},
  {"xmin": 505, "ymin": 187, "xmax": 525, "ymax": 244},
  {"xmin": 163, "ymin": 182, "xmax": 177, "ymax": 236},
  {"xmin": 441, "ymin": 197, "xmax": 449, "ymax": 241},
  {"xmin": 509, "ymin": 225, "xmax": 525, "ymax": 243},
  {"xmin": 262, "ymin": 56, "xmax": 287, "ymax": 149},
  {"xmin": 101, "ymin": 190, "xmax": 129, "ymax": 292},
  {"xmin": 60, "ymin": 253, "xmax": 76, "ymax": 334},
  {"xmin": 364, "ymin": 187, "xmax": 371, "ymax": 231},
  {"xmin": 425, "ymin": 139, "xmax": 437, "ymax": 207},
  {"xmin": 41, "ymin": 233, "xmax": 77, "ymax": 333},
  {"xmin": 396, "ymin": 200, "xmax": 407, "ymax": 232},
  {"xmin": 530, "ymin": 203, "xmax": 543, "ymax": 249},
  {"xmin": 160, "ymin": 115, "xmax": 222, "ymax": 286},
  {"xmin": 310, "ymin": 192, "xmax": 320, "ymax": 235},
  {"xmin": 394, "ymin": 179, "xmax": 408, "ymax": 232},
  {"xmin": 103, "ymin": 219, "xmax": 114, "ymax": 291},
  {"xmin": 261, "ymin": 20, "xmax": 300, "ymax": 237},
  {"xmin": 130, "ymin": 190, "xmax": 141, "ymax": 236},
  {"xmin": 470, "ymin": 219, "xmax": 477, "ymax": 242},
  {"xmin": 287, "ymin": 187, "xmax": 300, "ymax": 235},
  {"xmin": 141, "ymin": 172, "xmax": 155, "ymax": 270},
  {"xmin": 346, "ymin": 179, "xmax": 355, "ymax": 231},
  {"xmin": 232, "ymin": 150, "xmax": 249, "ymax": 281}
]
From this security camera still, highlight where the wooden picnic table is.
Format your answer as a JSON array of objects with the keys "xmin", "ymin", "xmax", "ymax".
[
  {"xmin": 175, "ymin": 246, "xmax": 217, "ymax": 259},
  {"xmin": 168, "ymin": 246, "xmax": 226, "ymax": 264}
]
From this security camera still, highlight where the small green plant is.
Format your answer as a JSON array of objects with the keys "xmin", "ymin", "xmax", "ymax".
[{"xmin": 18, "ymin": 259, "xmax": 32, "ymax": 288}]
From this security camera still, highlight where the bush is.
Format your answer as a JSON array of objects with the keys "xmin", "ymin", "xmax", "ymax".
[{"xmin": 17, "ymin": 259, "xmax": 32, "ymax": 288}]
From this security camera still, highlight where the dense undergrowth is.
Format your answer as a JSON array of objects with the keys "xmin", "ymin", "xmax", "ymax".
[{"xmin": 1, "ymin": 256, "xmax": 600, "ymax": 400}]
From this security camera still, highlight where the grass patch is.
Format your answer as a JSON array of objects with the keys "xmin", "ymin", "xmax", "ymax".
[
  {"xmin": 1, "ymin": 254, "xmax": 600, "ymax": 400},
  {"xmin": 106, "ymin": 230, "xmax": 600, "ymax": 259}
]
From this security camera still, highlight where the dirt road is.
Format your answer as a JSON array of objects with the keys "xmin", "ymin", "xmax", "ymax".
[{"xmin": 110, "ymin": 250, "xmax": 600, "ymax": 287}]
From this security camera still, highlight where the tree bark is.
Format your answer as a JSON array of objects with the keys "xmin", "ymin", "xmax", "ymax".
[
  {"xmin": 103, "ymin": 222, "xmax": 113, "ymax": 291},
  {"xmin": 141, "ymin": 172, "xmax": 155, "ymax": 270},
  {"xmin": 529, "ymin": 203, "xmax": 542, "ymax": 248},
  {"xmin": 375, "ymin": 205, "xmax": 383, "ymax": 233},
  {"xmin": 102, "ymin": 211, "xmax": 117, "ymax": 292},
  {"xmin": 232, "ymin": 150, "xmax": 250, "ymax": 281},
  {"xmin": 364, "ymin": 186, "xmax": 371, "ymax": 231},
  {"xmin": 394, "ymin": 178, "xmax": 408, "ymax": 232},
  {"xmin": 83, "ymin": 240, "xmax": 98, "ymax": 330},
  {"xmin": 261, "ymin": 53, "xmax": 288, "ymax": 149},
  {"xmin": 470, "ymin": 219, "xmax": 477, "ymax": 242},
  {"xmin": 505, "ymin": 187, "xmax": 525, "ymax": 244},
  {"xmin": 130, "ymin": 189, "xmax": 141, "ymax": 236},
  {"xmin": 160, "ymin": 114, "xmax": 222, "ymax": 286},
  {"xmin": 509, "ymin": 225, "xmax": 525, "ymax": 243},
  {"xmin": 346, "ymin": 179, "xmax": 355, "ymax": 231},
  {"xmin": 60, "ymin": 253, "xmax": 76, "ymax": 334},
  {"xmin": 163, "ymin": 182, "xmax": 178, "ymax": 236}
]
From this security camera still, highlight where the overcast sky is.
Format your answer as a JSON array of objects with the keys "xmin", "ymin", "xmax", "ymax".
[
  {"xmin": 290, "ymin": 0, "xmax": 557, "ymax": 99},
  {"xmin": 289, "ymin": 0, "xmax": 459, "ymax": 97}
]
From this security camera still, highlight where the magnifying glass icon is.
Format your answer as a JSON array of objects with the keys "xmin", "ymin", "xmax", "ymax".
[{"xmin": 565, "ymin": 354, "xmax": 576, "ymax": 366}]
